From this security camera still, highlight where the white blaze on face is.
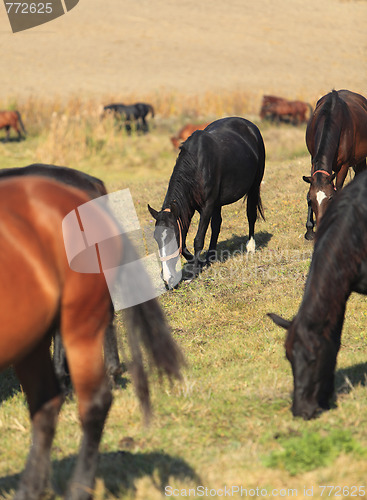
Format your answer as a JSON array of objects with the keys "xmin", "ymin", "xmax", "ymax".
[{"xmin": 316, "ymin": 190, "xmax": 327, "ymax": 206}]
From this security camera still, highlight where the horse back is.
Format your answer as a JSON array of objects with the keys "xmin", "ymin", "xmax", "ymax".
[
  {"xmin": 182, "ymin": 117, "xmax": 265, "ymax": 204},
  {"xmin": 0, "ymin": 164, "xmax": 107, "ymax": 199},
  {"xmin": 0, "ymin": 177, "xmax": 116, "ymax": 367}
]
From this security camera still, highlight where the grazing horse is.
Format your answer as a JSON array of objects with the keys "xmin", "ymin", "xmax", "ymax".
[
  {"xmin": 102, "ymin": 102, "xmax": 154, "ymax": 134},
  {"xmin": 148, "ymin": 117, "xmax": 265, "ymax": 288},
  {"xmin": 0, "ymin": 110, "xmax": 26, "ymax": 141},
  {"xmin": 260, "ymin": 96, "xmax": 312, "ymax": 125},
  {"xmin": 170, "ymin": 122, "xmax": 210, "ymax": 149},
  {"xmin": 303, "ymin": 89, "xmax": 367, "ymax": 240},
  {"xmin": 0, "ymin": 176, "xmax": 183, "ymax": 499},
  {"xmin": 268, "ymin": 170, "xmax": 367, "ymax": 419},
  {"xmin": 0, "ymin": 163, "xmax": 120, "ymax": 384}
]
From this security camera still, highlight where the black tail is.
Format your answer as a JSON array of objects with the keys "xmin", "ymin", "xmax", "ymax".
[
  {"xmin": 16, "ymin": 111, "xmax": 26, "ymax": 136},
  {"xmin": 123, "ymin": 298, "xmax": 184, "ymax": 424},
  {"xmin": 148, "ymin": 104, "xmax": 155, "ymax": 118}
]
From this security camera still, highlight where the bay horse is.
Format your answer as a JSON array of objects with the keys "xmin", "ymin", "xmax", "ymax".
[
  {"xmin": 260, "ymin": 97, "xmax": 312, "ymax": 125},
  {"xmin": 303, "ymin": 89, "xmax": 367, "ymax": 240},
  {"xmin": 0, "ymin": 110, "xmax": 26, "ymax": 141},
  {"xmin": 0, "ymin": 176, "xmax": 183, "ymax": 499},
  {"xmin": 102, "ymin": 102, "xmax": 154, "ymax": 134},
  {"xmin": 148, "ymin": 117, "xmax": 265, "ymax": 289},
  {"xmin": 170, "ymin": 122, "xmax": 210, "ymax": 149},
  {"xmin": 0, "ymin": 163, "xmax": 120, "ymax": 385},
  {"xmin": 269, "ymin": 169, "xmax": 367, "ymax": 419}
]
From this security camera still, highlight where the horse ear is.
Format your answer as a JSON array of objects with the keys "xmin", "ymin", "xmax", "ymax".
[
  {"xmin": 267, "ymin": 313, "xmax": 291, "ymax": 330},
  {"xmin": 147, "ymin": 204, "xmax": 158, "ymax": 220},
  {"xmin": 329, "ymin": 172, "xmax": 336, "ymax": 183},
  {"xmin": 303, "ymin": 176, "xmax": 312, "ymax": 184}
]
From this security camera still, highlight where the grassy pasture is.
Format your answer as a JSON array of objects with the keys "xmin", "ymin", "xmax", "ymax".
[{"xmin": 0, "ymin": 96, "xmax": 367, "ymax": 499}]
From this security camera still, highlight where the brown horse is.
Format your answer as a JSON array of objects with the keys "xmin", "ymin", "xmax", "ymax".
[
  {"xmin": 0, "ymin": 163, "xmax": 121, "ymax": 385},
  {"xmin": 261, "ymin": 98, "xmax": 311, "ymax": 125},
  {"xmin": 0, "ymin": 176, "xmax": 183, "ymax": 499},
  {"xmin": 170, "ymin": 122, "xmax": 210, "ymax": 149},
  {"xmin": 303, "ymin": 90, "xmax": 367, "ymax": 240},
  {"xmin": 0, "ymin": 110, "xmax": 26, "ymax": 140}
]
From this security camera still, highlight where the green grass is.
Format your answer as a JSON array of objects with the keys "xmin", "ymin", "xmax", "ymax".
[{"xmin": 1, "ymin": 111, "xmax": 367, "ymax": 499}]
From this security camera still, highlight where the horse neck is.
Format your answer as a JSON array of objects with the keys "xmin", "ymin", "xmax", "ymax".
[
  {"xmin": 162, "ymin": 152, "xmax": 202, "ymax": 230},
  {"xmin": 312, "ymin": 97, "xmax": 344, "ymax": 172},
  {"xmin": 297, "ymin": 240, "xmax": 351, "ymax": 341}
]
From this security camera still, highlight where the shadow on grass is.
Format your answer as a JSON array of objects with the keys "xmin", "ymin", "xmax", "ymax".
[
  {"xmin": 0, "ymin": 367, "xmax": 21, "ymax": 404},
  {"xmin": 335, "ymin": 362, "xmax": 367, "ymax": 395},
  {"xmin": 0, "ymin": 450, "xmax": 200, "ymax": 498},
  {"xmin": 215, "ymin": 230, "xmax": 273, "ymax": 261},
  {"xmin": 180, "ymin": 230, "xmax": 273, "ymax": 282}
]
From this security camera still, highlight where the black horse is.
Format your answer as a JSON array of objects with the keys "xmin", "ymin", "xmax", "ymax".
[
  {"xmin": 148, "ymin": 117, "xmax": 265, "ymax": 288},
  {"xmin": 102, "ymin": 102, "xmax": 154, "ymax": 134},
  {"xmin": 0, "ymin": 164, "xmax": 121, "ymax": 385},
  {"xmin": 269, "ymin": 169, "xmax": 367, "ymax": 419}
]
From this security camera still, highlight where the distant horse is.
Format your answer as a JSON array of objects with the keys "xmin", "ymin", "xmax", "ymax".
[
  {"xmin": 148, "ymin": 117, "xmax": 265, "ymax": 288},
  {"xmin": 102, "ymin": 102, "xmax": 154, "ymax": 134},
  {"xmin": 0, "ymin": 176, "xmax": 183, "ymax": 499},
  {"xmin": 269, "ymin": 170, "xmax": 367, "ymax": 419},
  {"xmin": 0, "ymin": 163, "xmax": 120, "ymax": 384},
  {"xmin": 0, "ymin": 110, "xmax": 26, "ymax": 141},
  {"xmin": 170, "ymin": 122, "xmax": 210, "ymax": 149},
  {"xmin": 303, "ymin": 89, "xmax": 367, "ymax": 240},
  {"xmin": 261, "ymin": 98, "xmax": 312, "ymax": 125},
  {"xmin": 259, "ymin": 95, "xmax": 287, "ymax": 120}
]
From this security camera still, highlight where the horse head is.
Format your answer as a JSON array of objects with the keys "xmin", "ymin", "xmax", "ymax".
[
  {"xmin": 268, "ymin": 313, "xmax": 338, "ymax": 419},
  {"xmin": 148, "ymin": 204, "xmax": 182, "ymax": 289},
  {"xmin": 303, "ymin": 170, "xmax": 336, "ymax": 228}
]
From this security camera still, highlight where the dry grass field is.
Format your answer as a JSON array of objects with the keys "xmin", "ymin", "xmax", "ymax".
[
  {"xmin": 0, "ymin": 1, "xmax": 367, "ymax": 499},
  {"xmin": 0, "ymin": 0, "xmax": 366, "ymax": 107}
]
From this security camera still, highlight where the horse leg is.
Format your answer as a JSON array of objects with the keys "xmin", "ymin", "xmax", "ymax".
[
  {"xmin": 246, "ymin": 188, "xmax": 260, "ymax": 253},
  {"xmin": 4, "ymin": 125, "xmax": 10, "ymax": 142},
  {"xmin": 141, "ymin": 116, "xmax": 149, "ymax": 134},
  {"xmin": 103, "ymin": 319, "xmax": 122, "ymax": 382},
  {"xmin": 305, "ymin": 195, "xmax": 315, "ymax": 240},
  {"xmin": 206, "ymin": 206, "xmax": 222, "ymax": 265},
  {"xmin": 53, "ymin": 330, "xmax": 70, "ymax": 390},
  {"xmin": 62, "ymin": 319, "xmax": 112, "ymax": 500},
  {"xmin": 193, "ymin": 206, "xmax": 213, "ymax": 275},
  {"xmin": 13, "ymin": 334, "xmax": 63, "ymax": 500},
  {"xmin": 353, "ymin": 158, "xmax": 366, "ymax": 176}
]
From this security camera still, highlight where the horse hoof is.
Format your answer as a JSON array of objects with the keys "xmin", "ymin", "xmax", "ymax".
[{"xmin": 304, "ymin": 230, "xmax": 315, "ymax": 241}]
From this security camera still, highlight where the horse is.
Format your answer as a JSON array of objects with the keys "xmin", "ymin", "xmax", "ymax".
[
  {"xmin": 148, "ymin": 117, "xmax": 265, "ymax": 289},
  {"xmin": 102, "ymin": 102, "xmax": 154, "ymax": 134},
  {"xmin": 0, "ymin": 163, "xmax": 120, "ymax": 385},
  {"xmin": 268, "ymin": 169, "xmax": 367, "ymax": 419},
  {"xmin": 259, "ymin": 95, "xmax": 287, "ymax": 120},
  {"xmin": 303, "ymin": 89, "xmax": 367, "ymax": 240},
  {"xmin": 0, "ymin": 110, "xmax": 26, "ymax": 141},
  {"xmin": 0, "ymin": 176, "xmax": 183, "ymax": 499},
  {"xmin": 261, "ymin": 98, "xmax": 311, "ymax": 125},
  {"xmin": 170, "ymin": 122, "xmax": 210, "ymax": 149}
]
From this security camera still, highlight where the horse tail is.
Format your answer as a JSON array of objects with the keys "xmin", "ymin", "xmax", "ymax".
[
  {"xmin": 123, "ymin": 297, "xmax": 184, "ymax": 423},
  {"xmin": 148, "ymin": 104, "xmax": 155, "ymax": 118},
  {"xmin": 16, "ymin": 111, "xmax": 26, "ymax": 136}
]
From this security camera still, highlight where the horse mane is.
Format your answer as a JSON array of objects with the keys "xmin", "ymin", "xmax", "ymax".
[
  {"xmin": 313, "ymin": 90, "xmax": 346, "ymax": 169},
  {"xmin": 163, "ymin": 143, "xmax": 205, "ymax": 228}
]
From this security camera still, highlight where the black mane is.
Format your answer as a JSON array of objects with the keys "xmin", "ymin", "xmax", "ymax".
[
  {"xmin": 163, "ymin": 145, "xmax": 205, "ymax": 229},
  {"xmin": 313, "ymin": 91, "xmax": 345, "ymax": 170}
]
